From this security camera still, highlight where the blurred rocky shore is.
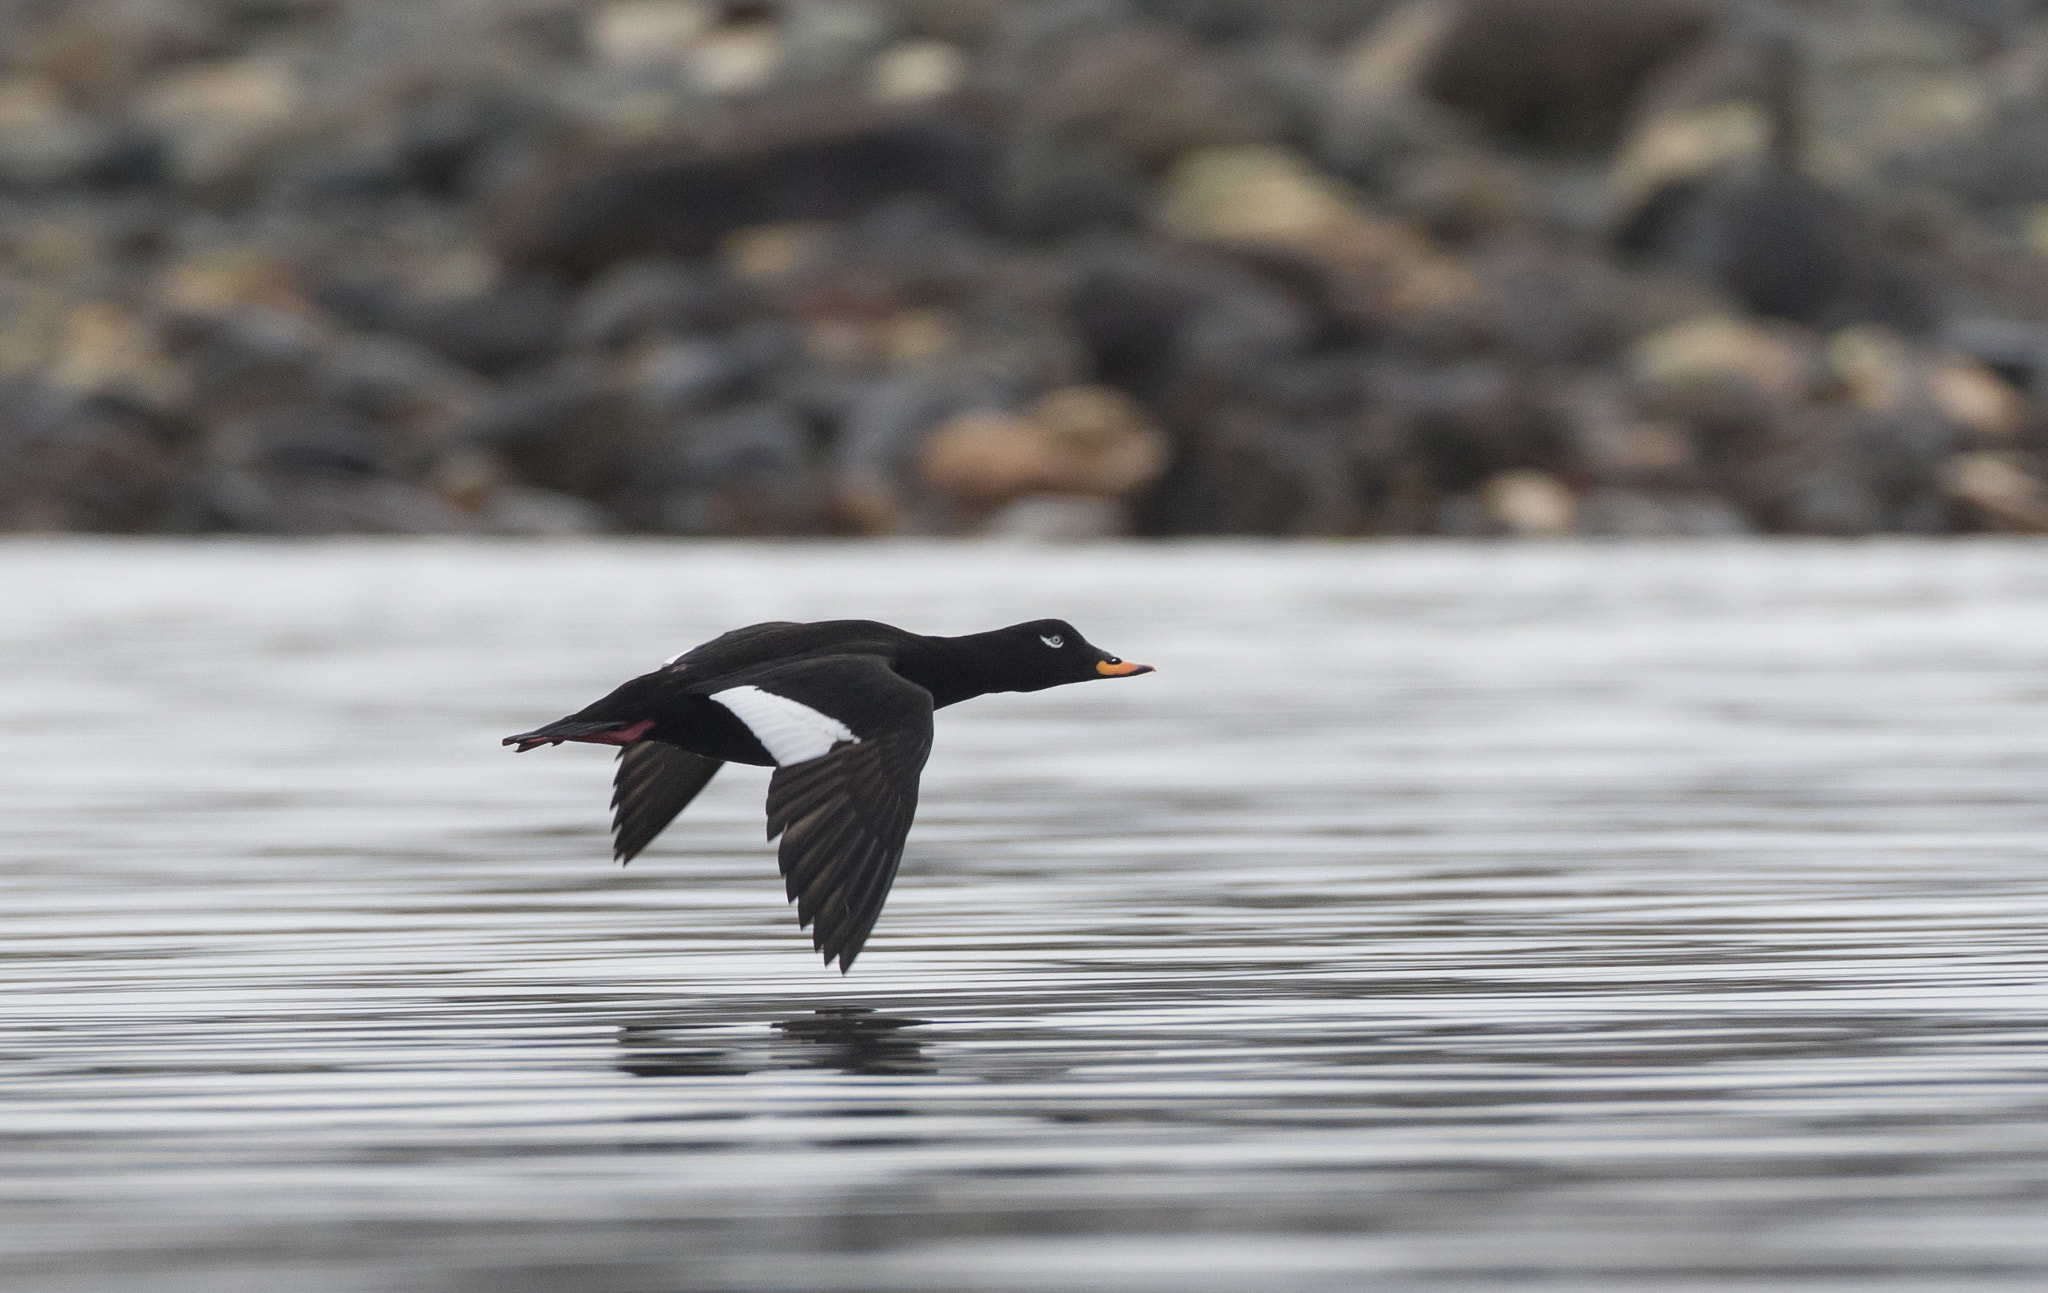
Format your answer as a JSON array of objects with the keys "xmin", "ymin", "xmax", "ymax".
[{"xmin": 11, "ymin": 0, "xmax": 2048, "ymax": 537}]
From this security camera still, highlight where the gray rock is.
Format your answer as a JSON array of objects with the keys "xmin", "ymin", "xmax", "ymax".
[
  {"xmin": 1578, "ymin": 487, "xmax": 1751, "ymax": 535},
  {"xmin": 567, "ymin": 259, "xmax": 764, "ymax": 350}
]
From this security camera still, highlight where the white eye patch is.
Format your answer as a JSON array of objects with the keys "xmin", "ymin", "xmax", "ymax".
[{"xmin": 1041, "ymin": 634, "xmax": 1064, "ymax": 648}]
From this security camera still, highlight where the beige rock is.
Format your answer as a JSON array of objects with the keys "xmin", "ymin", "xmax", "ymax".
[
  {"xmin": 1630, "ymin": 316, "xmax": 1811, "ymax": 406},
  {"xmin": 1036, "ymin": 26, "xmax": 1267, "ymax": 168},
  {"xmin": 921, "ymin": 410, "xmax": 1049, "ymax": 501},
  {"xmin": 12, "ymin": 0, "xmax": 220, "ymax": 111},
  {"xmin": 1024, "ymin": 385, "xmax": 1169, "ymax": 496},
  {"xmin": 689, "ymin": 20, "xmax": 784, "ymax": 95},
  {"xmin": 46, "ymin": 302, "xmax": 186, "ymax": 408},
  {"xmin": 4, "ymin": 221, "xmax": 100, "ymax": 279},
  {"xmin": 1393, "ymin": 151, "xmax": 1533, "ymax": 242},
  {"xmin": 0, "ymin": 76, "xmax": 65, "ymax": 132},
  {"xmin": 921, "ymin": 386, "xmax": 1169, "ymax": 504},
  {"xmin": 802, "ymin": 315, "xmax": 881, "ymax": 368},
  {"xmin": 1578, "ymin": 419, "xmax": 1695, "ymax": 484},
  {"xmin": 156, "ymin": 248, "xmax": 311, "ymax": 317},
  {"xmin": 1480, "ymin": 469, "xmax": 1576, "ymax": 536},
  {"xmin": 721, "ymin": 221, "xmax": 833, "ymax": 282},
  {"xmin": 1335, "ymin": 0, "xmax": 1463, "ymax": 103},
  {"xmin": 137, "ymin": 57, "xmax": 304, "ymax": 186},
  {"xmin": 868, "ymin": 39, "xmax": 968, "ymax": 105},
  {"xmin": 983, "ymin": 495, "xmax": 1128, "ymax": 541},
  {"xmin": 1156, "ymin": 144, "xmax": 1481, "ymax": 333},
  {"xmin": 1928, "ymin": 356, "xmax": 2026, "ymax": 444},
  {"xmin": 430, "ymin": 447, "xmax": 506, "ymax": 513},
  {"xmin": 587, "ymin": 1, "xmax": 714, "ymax": 68},
  {"xmin": 414, "ymin": 246, "xmax": 502, "ymax": 301},
  {"xmin": 1803, "ymin": 15, "xmax": 1993, "ymax": 183},
  {"xmin": 1826, "ymin": 325, "xmax": 1912, "ymax": 412},
  {"xmin": 1942, "ymin": 452, "xmax": 2048, "ymax": 531},
  {"xmin": 1157, "ymin": 145, "xmax": 1364, "ymax": 247},
  {"xmin": 0, "ymin": 285, "xmax": 67, "ymax": 378},
  {"xmin": 883, "ymin": 308, "xmax": 960, "ymax": 367},
  {"xmin": 1610, "ymin": 100, "xmax": 1769, "ymax": 222}
]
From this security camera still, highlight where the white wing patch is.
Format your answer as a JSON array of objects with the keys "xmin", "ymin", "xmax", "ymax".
[{"xmin": 710, "ymin": 685, "xmax": 858, "ymax": 765}]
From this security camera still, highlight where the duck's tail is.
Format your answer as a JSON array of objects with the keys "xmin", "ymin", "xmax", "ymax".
[{"xmin": 502, "ymin": 716, "xmax": 655, "ymax": 752}]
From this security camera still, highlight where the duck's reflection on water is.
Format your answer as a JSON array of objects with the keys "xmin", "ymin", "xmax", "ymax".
[{"xmin": 617, "ymin": 1007, "xmax": 932, "ymax": 1077}]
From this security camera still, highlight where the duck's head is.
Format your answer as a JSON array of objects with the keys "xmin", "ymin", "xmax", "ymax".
[{"xmin": 981, "ymin": 619, "xmax": 1155, "ymax": 692}]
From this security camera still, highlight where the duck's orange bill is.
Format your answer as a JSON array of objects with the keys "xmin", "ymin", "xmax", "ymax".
[{"xmin": 1096, "ymin": 660, "xmax": 1155, "ymax": 676}]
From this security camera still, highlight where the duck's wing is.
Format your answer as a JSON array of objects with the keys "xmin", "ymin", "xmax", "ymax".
[
  {"xmin": 611, "ymin": 742, "xmax": 724, "ymax": 863},
  {"xmin": 711, "ymin": 656, "xmax": 934, "ymax": 971}
]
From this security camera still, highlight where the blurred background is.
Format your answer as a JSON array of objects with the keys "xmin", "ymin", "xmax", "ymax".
[{"xmin": 9, "ymin": 0, "xmax": 2048, "ymax": 540}]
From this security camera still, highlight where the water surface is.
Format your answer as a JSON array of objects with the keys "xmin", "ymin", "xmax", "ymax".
[{"xmin": 5, "ymin": 540, "xmax": 2048, "ymax": 1291}]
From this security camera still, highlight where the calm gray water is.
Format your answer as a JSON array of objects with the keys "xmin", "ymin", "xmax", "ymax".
[{"xmin": 5, "ymin": 539, "xmax": 2048, "ymax": 1292}]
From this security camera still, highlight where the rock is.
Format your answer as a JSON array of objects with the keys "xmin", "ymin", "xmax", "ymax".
[
  {"xmin": 982, "ymin": 493, "xmax": 1128, "ymax": 540},
  {"xmin": 1615, "ymin": 38, "xmax": 1938, "ymax": 334},
  {"xmin": 1826, "ymin": 325, "xmax": 2029, "ymax": 445},
  {"xmin": 782, "ymin": 1, "xmax": 894, "ymax": 82},
  {"xmin": 0, "ymin": 385, "xmax": 194, "ymax": 533},
  {"xmin": 568, "ymin": 258, "xmax": 763, "ymax": 349},
  {"xmin": 1826, "ymin": 325, "xmax": 1916, "ymax": 411},
  {"xmin": 501, "ymin": 117, "xmax": 993, "ymax": 277},
  {"xmin": 1370, "ymin": 358, "xmax": 1554, "ymax": 495},
  {"xmin": 1578, "ymin": 487, "xmax": 1750, "ymax": 535},
  {"xmin": 213, "ymin": 474, "xmax": 475, "ymax": 535},
  {"xmin": 10, "ymin": 1, "xmax": 223, "ymax": 113},
  {"xmin": 920, "ymin": 409, "xmax": 1052, "ymax": 502},
  {"xmin": 687, "ymin": 15, "xmax": 787, "ymax": 95},
  {"xmin": 173, "ymin": 311, "xmax": 326, "ymax": 425},
  {"xmin": 1331, "ymin": 1, "xmax": 1464, "ymax": 107},
  {"xmin": 1023, "ymin": 24, "xmax": 1279, "ymax": 170},
  {"xmin": 1156, "ymin": 144, "xmax": 1364, "ymax": 247},
  {"xmin": 1025, "ymin": 385, "xmax": 1171, "ymax": 495},
  {"xmin": 1942, "ymin": 317, "xmax": 2048, "ymax": 394},
  {"xmin": 586, "ymin": 1, "xmax": 715, "ymax": 69},
  {"xmin": 1577, "ymin": 418, "xmax": 1698, "ymax": 487},
  {"xmin": 919, "ymin": 383, "xmax": 1168, "ymax": 510},
  {"xmin": 1479, "ymin": 468, "xmax": 1575, "ymax": 536},
  {"xmin": 1753, "ymin": 403, "xmax": 1955, "ymax": 535},
  {"xmin": 135, "ymin": 57, "xmax": 304, "ymax": 189},
  {"xmin": 1632, "ymin": 164, "xmax": 1937, "ymax": 333},
  {"xmin": 396, "ymin": 275, "xmax": 572, "ymax": 376},
  {"xmin": 1802, "ymin": 13, "xmax": 1993, "ymax": 184},
  {"xmin": 869, "ymin": 40, "xmax": 970, "ymax": 105},
  {"xmin": 482, "ymin": 484, "xmax": 613, "ymax": 536},
  {"xmin": 1389, "ymin": 151, "xmax": 1534, "ymax": 246},
  {"xmin": 240, "ymin": 404, "xmax": 395, "ymax": 480},
  {"xmin": 1155, "ymin": 144, "xmax": 1492, "ymax": 346},
  {"xmin": 994, "ymin": 138, "xmax": 1151, "ymax": 240},
  {"xmin": 0, "ymin": 76, "xmax": 153, "ymax": 188},
  {"xmin": 319, "ymin": 334, "xmax": 483, "ymax": 437},
  {"xmin": 43, "ymin": 302, "xmax": 186, "ymax": 410},
  {"xmin": 1630, "ymin": 315, "xmax": 1813, "ymax": 407},
  {"xmin": 1610, "ymin": 100, "xmax": 1771, "ymax": 224},
  {"xmin": 1942, "ymin": 450, "xmax": 2048, "ymax": 530},
  {"xmin": 1928, "ymin": 353, "xmax": 2027, "ymax": 444},
  {"xmin": 631, "ymin": 400, "xmax": 816, "ymax": 533},
  {"xmin": 464, "ymin": 361, "xmax": 636, "ymax": 501},
  {"xmin": 429, "ymin": 443, "xmax": 612, "ymax": 534},
  {"xmin": 1070, "ymin": 245, "xmax": 1314, "ymax": 402},
  {"xmin": 156, "ymin": 247, "xmax": 311, "ymax": 318},
  {"xmin": 1421, "ymin": 0, "xmax": 1714, "ymax": 151}
]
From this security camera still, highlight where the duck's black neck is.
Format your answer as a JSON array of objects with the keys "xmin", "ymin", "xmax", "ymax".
[{"xmin": 898, "ymin": 630, "xmax": 1017, "ymax": 708}]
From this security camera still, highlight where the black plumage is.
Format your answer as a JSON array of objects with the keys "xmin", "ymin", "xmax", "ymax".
[{"xmin": 505, "ymin": 618, "xmax": 1152, "ymax": 970}]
